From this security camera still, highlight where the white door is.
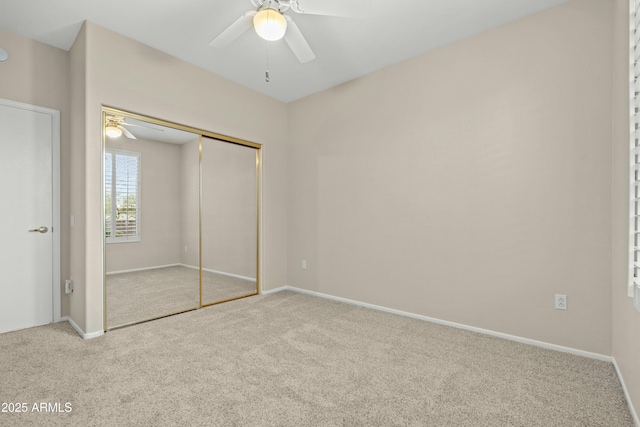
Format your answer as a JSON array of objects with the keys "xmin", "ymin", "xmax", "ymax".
[{"xmin": 0, "ymin": 100, "xmax": 58, "ymax": 334}]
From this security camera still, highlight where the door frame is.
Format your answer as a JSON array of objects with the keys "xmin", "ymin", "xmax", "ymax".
[{"xmin": 1, "ymin": 98, "xmax": 61, "ymax": 323}]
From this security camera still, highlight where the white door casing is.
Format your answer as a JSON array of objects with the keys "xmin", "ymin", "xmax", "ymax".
[{"xmin": 0, "ymin": 98, "xmax": 60, "ymax": 334}]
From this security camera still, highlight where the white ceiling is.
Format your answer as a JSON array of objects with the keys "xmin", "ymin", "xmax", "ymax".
[
  {"xmin": 0, "ymin": 0, "xmax": 568, "ymax": 103},
  {"xmin": 121, "ymin": 118, "xmax": 198, "ymax": 145}
]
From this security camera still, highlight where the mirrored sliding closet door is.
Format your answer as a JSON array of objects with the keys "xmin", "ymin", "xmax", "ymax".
[
  {"xmin": 103, "ymin": 107, "xmax": 261, "ymax": 330},
  {"xmin": 201, "ymin": 137, "xmax": 259, "ymax": 306}
]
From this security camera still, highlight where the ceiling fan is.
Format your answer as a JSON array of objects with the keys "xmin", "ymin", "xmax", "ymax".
[
  {"xmin": 105, "ymin": 116, "xmax": 164, "ymax": 139},
  {"xmin": 209, "ymin": 0, "xmax": 369, "ymax": 64}
]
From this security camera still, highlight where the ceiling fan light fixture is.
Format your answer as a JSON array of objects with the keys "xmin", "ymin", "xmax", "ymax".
[
  {"xmin": 106, "ymin": 125, "xmax": 122, "ymax": 138},
  {"xmin": 253, "ymin": 8, "xmax": 287, "ymax": 41}
]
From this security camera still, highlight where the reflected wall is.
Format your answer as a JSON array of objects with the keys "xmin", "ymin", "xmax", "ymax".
[
  {"xmin": 202, "ymin": 137, "xmax": 258, "ymax": 305},
  {"xmin": 104, "ymin": 120, "xmax": 200, "ymax": 328}
]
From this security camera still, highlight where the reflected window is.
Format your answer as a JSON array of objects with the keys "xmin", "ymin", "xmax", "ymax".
[{"xmin": 105, "ymin": 149, "xmax": 141, "ymax": 243}]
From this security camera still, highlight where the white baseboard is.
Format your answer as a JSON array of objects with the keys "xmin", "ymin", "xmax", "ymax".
[
  {"xmin": 613, "ymin": 358, "xmax": 640, "ymax": 426},
  {"xmin": 180, "ymin": 264, "xmax": 256, "ymax": 283},
  {"xmin": 110, "ymin": 263, "xmax": 257, "ymax": 283},
  {"xmin": 260, "ymin": 286, "xmax": 288, "ymax": 295},
  {"xmin": 64, "ymin": 316, "xmax": 104, "ymax": 340},
  {"xmin": 106, "ymin": 263, "xmax": 181, "ymax": 276},
  {"xmin": 277, "ymin": 286, "xmax": 612, "ymax": 362}
]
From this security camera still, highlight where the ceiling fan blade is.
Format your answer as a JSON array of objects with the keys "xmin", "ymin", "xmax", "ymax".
[
  {"xmin": 209, "ymin": 10, "xmax": 257, "ymax": 48},
  {"xmin": 118, "ymin": 125, "xmax": 137, "ymax": 140},
  {"xmin": 121, "ymin": 122, "xmax": 165, "ymax": 132},
  {"xmin": 291, "ymin": 0, "xmax": 369, "ymax": 17},
  {"xmin": 283, "ymin": 16, "xmax": 315, "ymax": 63}
]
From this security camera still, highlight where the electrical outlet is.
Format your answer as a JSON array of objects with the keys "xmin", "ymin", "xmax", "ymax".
[
  {"xmin": 555, "ymin": 294, "xmax": 567, "ymax": 310},
  {"xmin": 301, "ymin": 260, "xmax": 307, "ymax": 269},
  {"xmin": 65, "ymin": 279, "xmax": 73, "ymax": 294}
]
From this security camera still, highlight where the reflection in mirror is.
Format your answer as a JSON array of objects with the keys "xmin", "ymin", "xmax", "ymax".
[
  {"xmin": 104, "ymin": 113, "xmax": 200, "ymax": 328},
  {"xmin": 201, "ymin": 137, "xmax": 258, "ymax": 305}
]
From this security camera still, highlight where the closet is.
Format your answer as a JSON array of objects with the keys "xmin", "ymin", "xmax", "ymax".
[{"xmin": 102, "ymin": 107, "xmax": 261, "ymax": 330}]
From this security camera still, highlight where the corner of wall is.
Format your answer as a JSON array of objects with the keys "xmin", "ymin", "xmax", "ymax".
[{"xmin": 68, "ymin": 21, "xmax": 89, "ymax": 332}]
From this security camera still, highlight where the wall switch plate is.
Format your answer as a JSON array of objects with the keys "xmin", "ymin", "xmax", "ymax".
[
  {"xmin": 65, "ymin": 279, "xmax": 73, "ymax": 294},
  {"xmin": 301, "ymin": 260, "xmax": 307, "ymax": 269},
  {"xmin": 555, "ymin": 294, "xmax": 567, "ymax": 310}
]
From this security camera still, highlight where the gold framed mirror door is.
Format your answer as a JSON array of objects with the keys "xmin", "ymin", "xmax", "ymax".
[
  {"xmin": 201, "ymin": 137, "xmax": 259, "ymax": 306},
  {"xmin": 102, "ymin": 107, "xmax": 261, "ymax": 330}
]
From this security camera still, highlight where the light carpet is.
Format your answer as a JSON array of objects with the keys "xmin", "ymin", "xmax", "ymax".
[
  {"xmin": 106, "ymin": 266, "xmax": 256, "ymax": 328},
  {"xmin": 0, "ymin": 290, "xmax": 634, "ymax": 426}
]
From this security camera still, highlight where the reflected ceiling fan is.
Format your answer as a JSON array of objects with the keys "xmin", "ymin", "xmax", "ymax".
[
  {"xmin": 209, "ymin": 0, "xmax": 369, "ymax": 64},
  {"xmin": 105, "ymin": 116, "xmax": 164, "ymax": 140}
]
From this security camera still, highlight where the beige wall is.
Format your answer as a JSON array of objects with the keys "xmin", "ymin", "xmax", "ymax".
[
  {"xmin": 69, "ymin": 24, "xmax": 87, "ymax": 328},
  {"xmin": 0, "ymin": 28, "xmax": 71, "ymax": 317},
  {"xmin": 71, "ymin": 22, "xmax": 288, "ymax": 333},
  {"xmin": 180, "ymin": 139, "xmax": 200, "ymax": 268},
  {"xmin": 612, "ymin": 0, "xmax": 640, "ymax": 417},
  {"xmin": 105, "ymin": 132, "xmax": 259, "ymax": 278},
  {"xmin": 287, "ymin": 0, "xmax": 613, "ymax": 355},
  {"xmin": 105, "ymin": 137, "xmax": 184, "ymax": 272},
  {"xmin": 179, "ymin": 137, "xmax": 259, "ymax": 279}
]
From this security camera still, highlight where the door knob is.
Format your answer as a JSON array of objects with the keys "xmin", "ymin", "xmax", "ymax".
[{"xmin": 28, "ymin": 226, "xmax": 48, "ymax": 233}]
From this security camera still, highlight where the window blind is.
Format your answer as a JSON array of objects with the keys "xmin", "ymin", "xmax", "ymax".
[
  {"xmin": 105, "ymin": 149, "xmax": 140, "ymax": 243},
  {"xmin": 632, "ymin": 0, "xmax": 640, "ymax": 301}
]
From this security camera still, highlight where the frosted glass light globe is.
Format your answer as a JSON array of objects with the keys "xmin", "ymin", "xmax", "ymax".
[
  {"xmin": 106, "ymin": 126, "xmax": 122, "ymax": 138},
  {"xmin": 253, "ymin": 8, "xmax": 287, "ymax": 41}
]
